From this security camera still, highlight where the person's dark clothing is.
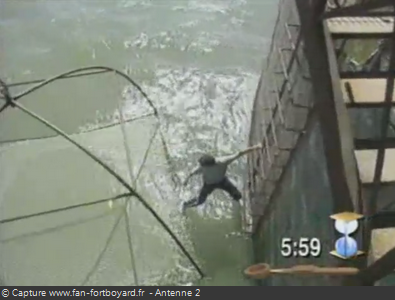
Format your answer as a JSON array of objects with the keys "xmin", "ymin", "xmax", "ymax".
[{"xmin": 183, "ymin": 176, "xmax": 241, "ymax": 208}]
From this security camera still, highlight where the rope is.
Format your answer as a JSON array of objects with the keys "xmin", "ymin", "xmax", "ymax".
[
  {"xmin": 1, "ymin": 211, "xmax": 112, "ymax": 244},
  {"xmin": 0, "ymin": 95, "xmax": 204, "ymax": 279},
  {"xmin": 0, "ymin": 112, "xmax": 154, "ymax": 145},
  {"xmin": 0, "ymin": 66, "xmax": 176, "ymax": 190},
  {"xmin": 159, "ymin": 129, "xmax": 182, "ymax": 188},
  {"xmin": 122, "ymin": 122, "xmax": 161, "ymax": 286},
  {"xmin": 6, "ymin": 69, "xmax": 111, "ymax": 88},
  {"xmin": 81, "ymin": 115, "xmax": 161, "ymax": 286},
  {"xmin": 0, "ymin": 66, "xmax": 178, "ymax": 190},
  {"xmin": 0, "ymin": 67, "xmax": 204, "ymax": 279},
  {"xmin": 0, "ymin": 66, "xmax": 157, "ymax": 115},
  {"xmin": 117, "ymin": 83, "xmax": 139, "ymax": 285},
  {"xmin": 123, "ymin": 209, "xmax": 138, "ymax": 285},
  {"xmin": 0, "ymin": 193, "xmax": 132, "ymax": 225},
  {"xmin": 135, "ymin": 123, "xmax": 160, "ymax": 180},
  {"xmin": 0, "ymin": 78, "xmax": 15, "ymax": 109},
  {"xmin": 81, "ymin": 208, "xmax": 124, "ymax": 286}
]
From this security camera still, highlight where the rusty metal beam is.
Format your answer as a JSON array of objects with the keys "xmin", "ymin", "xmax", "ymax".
[
  {"xmin": 354, "ymin": 138, "xmax": 395, "ymax": 150},
  {"xmin": 332, "ymin": 32, "xmax": 392, "ymax": 39},
  {"xmin": 323, "ymin": 0, "xmax": 394, "ymax": 19},
  {"xmin": 346, "ymin": 102, "xmax": 395, "ymax": 108},
  {"xmin": 363, "ymin": 181, "xmax": 395, "ymax": 188},
  {"xmin": 368, "ymin": 211, "xmax": 395, "ymax": 229},
  {"xmin": 367, "ymin": 6, "xmax": 395, "ymax": 220},
  {"xmin": 346, "ymin": 245, "xmax": 395, "ymax": 285},
  {"xmin": 296, "ymin": 0, "xmax": 355, "ymax": 213},
  {"xmin": 330, "ymin": 11, "xmax": 393, "ymax": 18},
  {"xmin": 341, "ymin": 71, "xmax": 395, "ymax": 79},
  {"xmin": 295, "ymin": 0, "xmax": 367, "ymax": 284}
]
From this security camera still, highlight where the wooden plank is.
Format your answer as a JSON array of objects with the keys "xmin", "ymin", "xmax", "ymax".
[
  {"xmin": 355, "ymin": 149, "xmax": 395, "ymax": 183},
  {"xmin": 327, "ymin": 17, "xmax": 394, "ymax": 34},
  {"xmin": 341, "ymin": 79, "xmax": 395, "ymax": 105}
]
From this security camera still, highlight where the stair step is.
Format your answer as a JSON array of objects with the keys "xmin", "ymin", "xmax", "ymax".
[
  {"xmin": 327, "ymin": 16, "xmax": 394, "ymax": 35},
  {"xmin": 341, "ymin": 79, "xmax": 395, "ymax": 107},
  {"xmin": 368, "ymin": 211, "xmax": 395, "ymax": 230},
  {"xmin": 355, "ymin": 149, "xmax": 395, "ymax": 183},
  {"xmin": 355, "ymin": 138, "xmax": 395, "ymax": 150}
]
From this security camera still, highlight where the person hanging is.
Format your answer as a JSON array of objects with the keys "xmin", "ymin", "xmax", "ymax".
[{"xmin": 181, "ymin": 143, "xmax": 262, "ymax": 213}]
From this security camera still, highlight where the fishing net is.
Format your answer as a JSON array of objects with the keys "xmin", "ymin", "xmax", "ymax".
[{"xmin": 0, "ymin": 67, "xmax": 203, "ymax": 286}]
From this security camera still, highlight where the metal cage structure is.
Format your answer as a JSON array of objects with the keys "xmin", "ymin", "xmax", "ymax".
[
  {"xmin": 0, "ymin": 67, "xmax": 204, "ymax": 286},
  {"xmin": 245, "ymin": 0, "xmax": 395, "ymax": 286}
]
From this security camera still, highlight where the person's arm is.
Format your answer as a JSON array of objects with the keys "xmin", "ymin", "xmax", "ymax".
[
  {"xmin": 218, "ymin": 144, "xmax": 262, "ymax": 165},
  {"xmin": 238, "ymin": 144, "xmax": 262, "ymax": 157},
  {"xmin": 183, "ymin": 165, "xmax": 202, "ymax": 186}
]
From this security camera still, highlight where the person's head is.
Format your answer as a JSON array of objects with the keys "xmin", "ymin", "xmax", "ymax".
[{"xmin": 198, "ymin": 154, "xmax": 216, "ymax": 166}]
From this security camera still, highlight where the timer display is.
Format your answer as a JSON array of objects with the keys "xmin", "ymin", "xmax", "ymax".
[{"xmin": 280, "ymin": 238, "xmax": 322, "ymax": 258}]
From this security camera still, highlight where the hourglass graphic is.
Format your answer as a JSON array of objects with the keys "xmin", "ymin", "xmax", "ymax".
[{"xmin": 330, "ymin": 212, "xmax": 364, "ymax": 259}]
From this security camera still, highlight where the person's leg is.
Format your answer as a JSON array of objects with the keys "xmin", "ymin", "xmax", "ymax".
[
  {"xmin": 183, "ymin": 183, "xmax": 215, "ymax": 208},
  {"xmin": 219, "ymin": 177, "xmax": 242, "ymax": 201}
]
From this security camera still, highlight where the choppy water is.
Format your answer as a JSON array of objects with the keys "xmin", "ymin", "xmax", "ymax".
[{"xmin": 0, "ymin": 0, "xmax": 278, "ymax": 286}]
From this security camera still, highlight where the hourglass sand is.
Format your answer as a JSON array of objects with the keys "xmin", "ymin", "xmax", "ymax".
[
  {"xmin": 244, "ymin": 263, "xmax": 359, "ymax": 279},
  {"xmin": 332, "ymin": 212, "xmax": 364, "ymax": 258}
]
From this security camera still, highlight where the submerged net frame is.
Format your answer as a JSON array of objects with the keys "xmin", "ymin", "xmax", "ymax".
[{"xmin": 0, "ymin": 66, "xmax": 204, "ymax": 285}]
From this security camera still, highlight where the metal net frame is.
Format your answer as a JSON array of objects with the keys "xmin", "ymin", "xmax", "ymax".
[{"xmin": 0, "ymin": 66, "xmax": 204, "ymax": 285}]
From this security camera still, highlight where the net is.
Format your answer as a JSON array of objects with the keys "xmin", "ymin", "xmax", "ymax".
[{"xmin": 0, "ymin": 67, "xmax": 203, "ymax": 286}]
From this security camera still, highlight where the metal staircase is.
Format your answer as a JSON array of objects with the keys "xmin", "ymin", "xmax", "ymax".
[
  {"xmin": 325, "ymin": 5, "xmax": 395, "ymax": 285},
  {"xmin": 326, "ymin": 13, "xmax": 395, "ymax": 215}
]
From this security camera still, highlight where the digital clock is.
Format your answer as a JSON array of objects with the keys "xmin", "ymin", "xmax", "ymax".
[{"xmin": 280, "ymin": 238, "xmax": 322, "ymax": 258}]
